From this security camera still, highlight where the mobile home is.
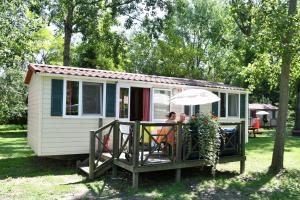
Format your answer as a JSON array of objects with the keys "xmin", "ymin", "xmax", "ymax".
[
  {"xmin": 249, "ymin": 103, "xmax": 278, "ymax": 128},
  {"xmin": 24, "ymin": 64, "xmax": 249, "ymax": 156}
]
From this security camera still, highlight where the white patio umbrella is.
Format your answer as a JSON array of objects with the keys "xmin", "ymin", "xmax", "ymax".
[
  {"xmin": 170, "ymin": 89, "xmax": 220, "ymax": 105},
  {"xmin": 256, "ymin": 111, "xmax": 270, "ymax": 115}
]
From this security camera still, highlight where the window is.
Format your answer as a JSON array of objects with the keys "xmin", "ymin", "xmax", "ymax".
[
  {"xmin": 184, "ymin": 105, "xmax": 200, "ymax": 117},
  {"xmin": 220, "ymin": 93, "xmax": 226, "ymax": 117},
  {"xmin": 272, "ymin": 110, "xmax": 276, "ymax": 119},
  {"xmin": 194, "ymin": 105, "xmax": 200, "ymax": 115},
  {"xmin": 153, "ymin": 89, "xmax": 171, "ymax": 120},
  {"xmin": 64, "ymin": 80, "xmax": 104, "ymax": 117},
  {"xmin": 228, "ymin": 94, "xmax": 239, "ymax": 117},
  {"xmin": 184, "ymin": 105, "xmax": 190, "ymax": 116},
  {"xmin": 66, "ymin": 81, "xmax": 79, "ymax": 115},
  {"xmin": 82, "ymin": 82, "xmax": 103, "ymax": 115},
  {"xmin": 251, "ymin": 110, "xmax": 256, "ymax": 118},
  {"xmin": 119, "ymin": 88, "xmax": 129, "ymax": 118},
  {"xmin": 212, "ymin": 92, "xmax": 219, "ymax": 117}
]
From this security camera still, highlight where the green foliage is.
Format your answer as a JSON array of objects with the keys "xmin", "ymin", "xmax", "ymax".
[
  {"xmin": 0, "ymin": 1, "xmax": 42, "ymax": 69},
  {"xmin": 187, "ymin": 113, "xmax": 221, "ymax": 174},
  {"xmin": 1, "ymin": 0, "xmax": 299, "ymax": 123},
  {"xmin": 31, "ymin": 28, "xmax": 64, "ymax": 65},
  {"xmin": 234, "ymin": 0, "xmax": 300, "ymax": 104},
  {"xmin": 73, "ymin": 12, "xmax": 128, "ymax": 70},
  {"xmin": 0, "ymin": 68, "xmax": 28, "ymax": 124},
  {"xmin": 0, "ymin": 1, "xmax": 43, "ymax": 124},
  {"xmin": 125, "ymin": 0, "xmax": 235, "ymax": 81}
]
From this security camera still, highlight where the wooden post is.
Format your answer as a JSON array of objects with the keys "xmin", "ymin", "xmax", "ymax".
[
  {"xmin": 133, "ymin": 172, "xmax": 139, "ymax": 190},
  {"xmin": 98, "ymin": 118, "xmax": 103, "ymax": 128},
  {"xmin": 97, "ymin": 118, "xmax": 103, "ymax": 158},
  {"xmin": 89, "ymin": 130, "xmax": 95, "ymax": 180},
  {"xmin": 133, "ymin": 121, "xmax": 140, "ymax": 166},
  {"xmin": 97, "ymin": 118, "xmax": 103, "ymax": 156},
  {"xmin": 112, "ymin": 121, "xmax": 119, "ymax": 177},
  {"xmin": 175, "ymin": 123, "xmax": 182, "ymax": 182},
  {"xmin": 113, "ymin": 120, "xmax": 120, "ymax": 158},
  {"xmin": 132, "ymin": 121, "xmax": 140, "ymax": 189},
  {"xmin": 176, "ymin": 169, "xmax": 181, "ymax": 182},
  {"xmin": 112, "ymin": 164, "xmax": 118, "ymax": 177},
  {"xmin": 141, "ymin": 125, "xmax": 144, "ymax": 165},
  {"xmin": 240, "ymin": 121, "xmax": 246, "ymax": 174}
]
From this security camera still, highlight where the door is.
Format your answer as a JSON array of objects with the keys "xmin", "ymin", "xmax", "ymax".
[
  {"xmin": 130, "ymin": 87, "xmax": 151, "ymax": 121},
  {"xmin": 116, "ymin": 85, "xmax": 131, "ymax": 145},
  {"xmin": 117, "ymin": 85, "xmax": 130, "ymax": 121}
]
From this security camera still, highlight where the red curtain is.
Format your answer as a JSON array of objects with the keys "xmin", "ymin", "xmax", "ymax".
[{"xmin": 142, "ymin": 88, "xmax": 150, "ymax": 121}]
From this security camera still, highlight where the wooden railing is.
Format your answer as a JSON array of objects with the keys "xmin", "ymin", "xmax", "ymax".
[
  {"xmin": 89, "ymin": 120, "xmax": 116, "ymax": 180},
  {"xmin": 89, "ymin": 120, "xmax": 246, "ymax": 179}
]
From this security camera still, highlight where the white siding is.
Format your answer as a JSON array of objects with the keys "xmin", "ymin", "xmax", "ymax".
[
  {"xmin": 27, "ymin": 73, "xmax": 42, "ymax": 155},
  {"xmin": 40, "ymin": 76, "xmax": 115, "ymax": 156}
]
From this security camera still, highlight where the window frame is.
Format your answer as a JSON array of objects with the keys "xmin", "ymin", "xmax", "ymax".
[
  {"xmin": 152, "ymin": 88, "xmax": 172, "ymax": 121},
  {"xmin": 82, "ymin": 81, "xmax": 104, "ymax": 116},
  {"xmin": 219, "ymin": 92, "xmax": 227, "ymax": 118},
  {"xmin": 64, "ymin": 80, "xmax": 80, "ymax": 116},
  {"xmin": 218, "ymin": 91, "xmax": 241, "ymax": 119},
  {"xmin": 62, "ymin": 79, "xmax": 106, "ymax": 118},
  {"xmin": 184, "ymin": 105, "xmax": 200, "ymax": 117},
  {"xmin": 227, "ymin": 93, "xmax": 240, "ymax": 117}
]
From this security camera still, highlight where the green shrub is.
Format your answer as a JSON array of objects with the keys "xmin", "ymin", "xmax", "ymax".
[{"xmin": 185, "ymin": 113, "xmax": 221, "ymax": 174}]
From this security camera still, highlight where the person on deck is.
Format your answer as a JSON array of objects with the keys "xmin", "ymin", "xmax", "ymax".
[
  {"xmin": 157, "ymin": 112, "xmax": 177, "ymax": 151},
  {"xmin": 178, "ymin": 113, "xmax": 186, "ymax": 124},
  {"xmin": 166, "ymin": 112, "xmax": 176, "ymax": 123}
]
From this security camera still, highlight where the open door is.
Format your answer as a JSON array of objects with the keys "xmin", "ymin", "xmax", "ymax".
[
  {"xmin": 117, "ymin": 85, "xmax": 150, "ymax": 122},
  {"xmin": 130, "ymin": 87, "xmax": 150, "ymax": 121}
]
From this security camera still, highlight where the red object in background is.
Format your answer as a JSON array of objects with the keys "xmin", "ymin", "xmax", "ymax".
[
  {"xmin": 142, "ymin": 88, "xmax": 150, "ymax": 121},
  {"xmin": 103, "ymin": 134, "xmax": 110, "ymax": 152},
  {"xmin": 254, "ymin": 117, "xmax": 260, "ymax": 129}
]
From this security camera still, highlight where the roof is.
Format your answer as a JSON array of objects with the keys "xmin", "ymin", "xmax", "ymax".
[
  {"xmin": 249, "ymin": 103, "xmax": 278, "ymax": 110},
  {"xmin": 24, "ymin": 64, "xmax": 246, "ymax": 91}
]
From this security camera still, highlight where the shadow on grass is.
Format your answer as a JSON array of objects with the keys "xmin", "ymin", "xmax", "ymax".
[
  {"xmin": 0, "ymin": 156, "xmax": 78, "ymax": 180},
  {"xmin": 222, "ymin": 169, "xmax": 300, "ymax": 199},
  {"xmin": 0, "ymin": 124, "xmax": 26, "ymax": 131},
  {"xmin": 0, "ymin": 132, "xmax": 27, "ymax": 138},
  {"xmin": 72, "ymin": 169, "xmax": 300, "ymax": 199},
  {"xmin": 246, "ymin": 137, "xmax": 274, "ymax": 153},
  {"xmin": 0, "ymin": 135, "xmax": 78, "ymax": 181},
  {"xmin": 67, "ymin": 167, "xmax": 240, "ymax": 199}
]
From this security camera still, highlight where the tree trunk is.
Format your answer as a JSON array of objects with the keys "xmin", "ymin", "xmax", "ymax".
[
  {"xmin": 270, "ymin": 0, "xmax": 297, "ymax": 173},
  {"xmin": 63, "ymin": 1, "xmax": 74, "ymax": 66},
  {"xmin": 292, "ymin": 79, "xmax": 300, "ymax": 136}
]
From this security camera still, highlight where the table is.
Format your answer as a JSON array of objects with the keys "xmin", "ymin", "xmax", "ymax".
[{"xmin": 248, "ymin": 126, "xmax": 258, "ymax": 138}]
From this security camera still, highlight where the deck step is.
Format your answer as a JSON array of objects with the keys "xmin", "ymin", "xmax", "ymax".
[
  {"xmin": 102, "ymin": 152, "xmax": 112, "ymax": 160},
  {"xmin": 79, "ymin": 157, "xmax": 113, "ymax": 177},
  {"xmin": 80, "ymin": 166, "xmax": 90, "ymax": 174},
  {"xmin": 95, "ymin": 158, "xmax": 113, "ymax": 177},
  {"xmin": 79, "ymin": 160, "xmax": 104, "ymax": 174}
]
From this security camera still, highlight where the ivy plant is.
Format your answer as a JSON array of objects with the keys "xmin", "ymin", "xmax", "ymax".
[{"xmin": 186, "ymin": 113, "xmax": 221, "ymax": 175}]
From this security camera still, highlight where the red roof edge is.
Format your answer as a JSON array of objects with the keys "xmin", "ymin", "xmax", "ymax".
[
  {"xmin": 24, "ymin": 63, "xmax": 246, "ymax": 91},
  {"xmin": 24, "ymin": 64, "xmax": 36, "ymax": 84}
]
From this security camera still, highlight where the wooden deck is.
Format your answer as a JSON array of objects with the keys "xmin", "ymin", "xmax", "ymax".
[{"xmin": 80, "ymin": 120, "xmax": 246, "ymax": 189}]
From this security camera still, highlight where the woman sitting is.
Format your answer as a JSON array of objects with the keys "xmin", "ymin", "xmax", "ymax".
[{"xmin": 157, "ymin": 112, "xmax": 177, "ymax": 154}]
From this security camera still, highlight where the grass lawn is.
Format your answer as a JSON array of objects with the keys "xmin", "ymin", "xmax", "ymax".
[{"xmin": 0, "ymin": 126, "xmax": 300, "ymax": 200}]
